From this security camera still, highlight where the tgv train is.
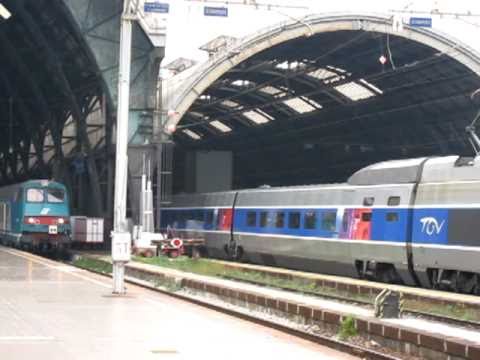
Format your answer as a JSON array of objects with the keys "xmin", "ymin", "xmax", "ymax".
[
  {"xmin": 161, "ymin": 155, "xmax": 480, "ymax": 294},
  {"xmin": 0, "ymin": 180, "xmax": 71, "ymax": 251}
]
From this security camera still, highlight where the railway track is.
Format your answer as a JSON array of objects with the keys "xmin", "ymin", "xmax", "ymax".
[{"xmin": 220, "ymin": 274, "xmax": 480, "ymax": 331}]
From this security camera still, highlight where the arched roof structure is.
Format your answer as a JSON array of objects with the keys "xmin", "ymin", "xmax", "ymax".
[{"xmin": 165, "ymin": 14, "xmax": 480, "ymax": 189}]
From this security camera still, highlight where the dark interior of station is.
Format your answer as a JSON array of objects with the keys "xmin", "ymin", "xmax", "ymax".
[
  {"xmin": 0, "ymin": 0, "xmax": 113, "ymax": 215},
  {"xmin": 172, "ymin": 30, "xmax": 480, "ymax": 192},
  {"xmin": 2, "ymin": 4, "xmax": 480, "ymax": 204}
]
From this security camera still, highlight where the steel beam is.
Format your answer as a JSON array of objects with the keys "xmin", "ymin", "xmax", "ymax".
[{"xmin": 14, "ymin": 0, "xmax": 103, "ymax": 216}]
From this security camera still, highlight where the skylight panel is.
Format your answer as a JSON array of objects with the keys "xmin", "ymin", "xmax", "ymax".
[
  {"xmin": 243, "ymin": 109, "xmax": 274, "ymax": 124},
  {"xmin": 189, "ymin": 111, "xmax": 205, "ymax": 118},
  {"xmin": 210, "ymin": 120, "xmax": 232, "ymax": 133},
  {"xmin": 276, "ymin": 61, "xmax": 305, "ymax": 70},
  {"xmin": 258, "ymin": 86, "xmax": 287, "ymax": 98},
  {"xmin": 307, "ymin": 68, "xmax": 345, "ymax": 83},
  {"xmin": 231, "ymin": 79, "xmax": 253, "ymax": 87},
  {"xmin": 182, "ymin": 129, "xmax": 202, "ymax": 140},
  {"xmin": 221, "ymin": 100, "xmax": 240, "ymax": 108},
  {"xmin": 199, "ymin": 94, "xmax": 212, "ymax": 101},
  {"xmin": 359, "ymin": 79, "xmax": 383, "ymax": 95},
  {"xmin": 334, "ymin": 82, "xmax": 376, "ymax": 101},
  {"xmin": 326, "ymin": 65, "xmax": 347, "ymax": 73},
  {"xmin": 283, "ymin": 97, "xmax": 322, "ymax": 114}
]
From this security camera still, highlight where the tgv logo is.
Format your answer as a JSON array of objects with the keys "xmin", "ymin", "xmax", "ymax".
[{"xmin": 420, "ymin": 217, "xmax": 445, "ymax": 236}]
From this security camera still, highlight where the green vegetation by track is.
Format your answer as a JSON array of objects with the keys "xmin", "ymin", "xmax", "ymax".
[
  {"xmin": 73, "ymin": 257, "xmax": 112, "ymax": 274},
  {"xmin": 72, "ymin": 254, "xmax": 480, "ymax": 324}
]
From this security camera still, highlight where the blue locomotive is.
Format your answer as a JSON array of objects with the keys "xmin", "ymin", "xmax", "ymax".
[
  {"xmin": 0, "ymin": 180, "xmax": 71, "ymax": 251},
  {"xmin": 161, "ymin": 155, "xmax": 480, "ymax": 294}
]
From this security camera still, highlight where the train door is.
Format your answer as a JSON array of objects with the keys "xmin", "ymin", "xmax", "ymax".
[{"xmin": 353, "ymin": 208, "xmax": 372, "ymax": 240}]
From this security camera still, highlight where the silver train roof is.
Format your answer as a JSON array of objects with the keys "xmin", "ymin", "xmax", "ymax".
[{"xmin": 348, "ymin": 155, "xmax": 480, "ymax": 185}]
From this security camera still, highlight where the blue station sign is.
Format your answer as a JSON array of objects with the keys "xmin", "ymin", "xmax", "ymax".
[
  {"xmin": 144, "ymin": 2, "xmax": 170, "ymax": 13},
  {"xmin": 409, "ymin": 17, "xmax": 432, "ymax": 28},
  {"xmin": 204, "ymin": 6, "xmax": 228, "ymax": 17}
]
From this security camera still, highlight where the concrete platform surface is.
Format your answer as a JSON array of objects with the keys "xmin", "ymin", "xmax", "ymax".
[{"xmin": 0, "ymin": 246, "xmax": 358, "ymax": 360}]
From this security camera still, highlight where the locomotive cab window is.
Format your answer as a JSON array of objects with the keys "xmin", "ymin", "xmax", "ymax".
[
  {"xmin": 275, "ymin": 212, "xmax": 285, "ymax": 228},
  {"xmin": 388, "ymin": 196, "xmax": 401, "ymax": 206},
  {"xmin": 260, "ymin": 211, "xmax": 268, "ymax": 228},
  {"xmin": 304, "ymin": 211, "xmax": 317, "ymax": 229},
  {"xmin": 26, "ymin": 188, "xmax": 44, "ymax": 203},
  {"xmin": 288, "ymin": 212, "xmax": 300, "ymax": 229},
  {"xmin": 246, "ymin": 211, "xmax": 257, "ymax": 227},
  {"xmin": 363, "ymin": 197, "xmax": 374, "ymax": 206}
]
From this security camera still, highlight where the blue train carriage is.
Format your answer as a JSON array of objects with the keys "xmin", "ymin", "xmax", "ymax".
[
  {"xmin": 161, "ymin": 155, "xmax": 480, "ymax": 294},
  {"xmin": 0, "ymin": 180, "xmax": 71, "ymax": 251}
]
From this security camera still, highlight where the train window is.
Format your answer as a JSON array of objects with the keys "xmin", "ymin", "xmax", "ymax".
[
  {"xmin": 26, "ymin": 188, "xmax": 44, "ymax": 203},
  {"xmin": 304, "ymin": 211, "xmax": 317, "ymax": 229},
  {"xmin": 275, "ymin": 212, "xmax": 285, "ymax": 228},
  {"xmin": 361, "ymin": 212, "xmax": 372, "ymax": 222},
  {"xmin": 322, "ymin": 211, "xmax": 337, "ymax": 231},
  {"xmin": 246, "ymin": 212, "xmax": 257, "ymax": 227},
  {"xmin": 205, "ymin": 210, "xmax": 214, "ymax": 226},
  {"xmin": 260, "ymin": 211, "xmax": 268, "ymax": 227},
  {"xmin": 387, "ymin": 196, "xmax": 401, "ymax": 206},
  {"xmin": 194, "ymin": 210, "xmax": 203, "ymax": 221},
  {"xmin": 386, "ymin": 212, "xmax": 399, "ymax": 222},
  {"xmin": 46, "ymin": 188, "xmax": 65, "ymax": 203},
  {"xmin": 363, "ymin": 197, "xmax": 375, "ymax": 206},
  {"xmin": 288, "ymin": 212, "xmax": 300, "ymax": 229}
]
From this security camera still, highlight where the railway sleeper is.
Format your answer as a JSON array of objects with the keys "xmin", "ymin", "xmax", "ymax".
[{"xmin": 427, "ymin": 268, "xmax": 480, "ymax": 294}]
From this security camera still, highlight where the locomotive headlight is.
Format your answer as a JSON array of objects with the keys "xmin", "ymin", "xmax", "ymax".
[
  {"xmin": 27, "ymin": 217, "xmax": 36, "ymax": 224},
  {"xmin": 57, "ymin": 218, "xmax": 65, "ymax": 225}
]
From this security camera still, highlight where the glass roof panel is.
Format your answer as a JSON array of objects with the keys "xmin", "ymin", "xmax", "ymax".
[
  {"xmin": 210, "ymin": 120, "xmax": 232, "ymax": 133},
  {"xmin": 283, "ymin": 97, "xmax": 322, "ymax": 114},
  {"xmin": 258, "ymin": 86, "xmax": 287, "ymax": 98},
  {"xmin": 334, "ymin": 82, "xmax": 376, "ymax": 101},
  {"xmin": 182, "ymin": 129, "xmax": 202, "ymax": 140},
  {"xmin": 243, "ymin": 109, "xmax": 274, "ymax": 124},
  {"xmin": 359, "ymin": 78, "xmax": 383, "ymax": 94},
  {"xmin": 221, "ymin": 100, "xmax": 241, "ymax": 108},
  {"xmin": 308, "ymin": 68, "xmax": 345, "ymax": 83},
  {"xmin": 231, "ymin": 79, "xmax": 254, "ymax": 87}
]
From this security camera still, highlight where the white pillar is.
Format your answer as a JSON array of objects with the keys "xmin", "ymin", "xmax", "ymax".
[{"xmin": 112, "ymin": 0, "xmax": 135, "ymax": 294}]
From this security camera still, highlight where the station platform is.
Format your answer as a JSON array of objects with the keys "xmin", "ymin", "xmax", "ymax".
[{"xmin": 0, "ymin": 246, "xmax": 358, "ymax": 360}]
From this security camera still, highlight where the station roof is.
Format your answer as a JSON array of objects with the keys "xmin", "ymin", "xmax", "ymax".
[
  {"xmin": 172, "ymin": 29, "xmax": 480, "ymax": 189},
  {"xmin": 0, "ymin": 0, "xmax": 104, "ymax": 181}
]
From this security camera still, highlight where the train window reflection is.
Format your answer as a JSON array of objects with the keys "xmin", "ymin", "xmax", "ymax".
[
  {"xmin": 288, "ymin": 212, "xmax": 300, "ymax": 229},
  {"xmin": 205, "ymin": 210, "xmax": 214, "ymax": 226},
  {"xmin": 304, "ymin": 211, "xmax": 316, "ymax": 229},
  {"xmin": 322, "ymin": 211, "xmax": 336, "ymax": 231},
  {"xmin": 26, "ymin": 188, "xmax": 44, "ymax": 202},
  {"xmin": 246, "ymin": 211, "xmax": 257, "ymax": 227},
  {"xmin": 47, "ymin": 189, "xmax": 65, "ymax": 203},
  {"xmin": 275, "ymin": 212, "xmax": 285, "ymax": 228},
  {"xmin": 260, "ymin": 211, "xmax": 268, "ymax": 227}
]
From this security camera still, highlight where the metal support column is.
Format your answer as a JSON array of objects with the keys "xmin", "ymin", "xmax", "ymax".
[{"xmin": 111, "ymin": 0, "xmax": 138, "ymax": 294}]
